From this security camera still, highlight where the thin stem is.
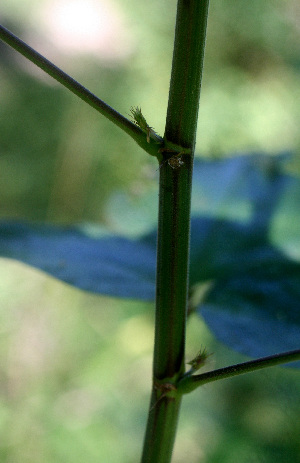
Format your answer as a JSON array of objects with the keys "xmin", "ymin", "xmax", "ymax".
[
  {"xmin": 141, "ymin": 1, "xmax": 210, "ymax": 462},
  {"xmin": 0, "ymin": 24, "xmax": 163, "ymax": 158},
  {"xmin": 177, "ymin": 349, "xmax": 300, "ymax": 394}
]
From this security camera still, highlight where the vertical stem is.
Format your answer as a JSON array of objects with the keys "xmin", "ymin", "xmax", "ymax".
[
  {"xmin": 165, "ymin": 0, "xmax": 210, "ymax": 148},
  {"xmin": 155, "ymin": 160, "xmax": 194, "ymax": 381},
  {"xmin": 141, "ymin": 1, "xmax": 210, "ymax": 462}
]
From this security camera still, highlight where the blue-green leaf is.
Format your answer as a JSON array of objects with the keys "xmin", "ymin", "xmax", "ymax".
[
  {"xmin": 0, "ymin": 222, "xmax": 156, "ymax": 300},
  {"xmin": 0, "ymin": 153, "xmax": 299, "ymax": 365},
  {"xmin": 189, "ymin": 154, "xmax": 300, "ymax": 364}
]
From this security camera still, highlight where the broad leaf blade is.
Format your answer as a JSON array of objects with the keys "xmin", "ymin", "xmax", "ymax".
[
  {"xmin": 189, "ymin": 154, "xmax": 300, "ymax": 365},
  {"xmin": 199, "ymin": 270, "xmax": 300, "ymax": 365},
  {"xmin": 0, "ymin": 153, "xmax": 299, "ymax": 366},
  {"xmin": 0, "ymin": 222, "xmax": 156, "ymax": 300}
]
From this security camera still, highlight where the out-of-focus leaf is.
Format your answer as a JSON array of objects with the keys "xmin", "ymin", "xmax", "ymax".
[
  {"xmin": 0, "ymin": 222, "xmax": 156, "ymax": 300},
  {"xmin": 188, "ymin": 154, "xmax": 300, "ymax": 365},
  {"xmin": 199, "ymin": 270, "xmax": 300, "ymax": 366},
  {"xmin": 0, "ymin": 153, "xmax": 299, "ymax": 365}
]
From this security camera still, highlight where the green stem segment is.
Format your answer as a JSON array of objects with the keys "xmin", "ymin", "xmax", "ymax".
[
  {"xmin": 141, "ymin": 389, "xmax": 182, "ymax": 463},
  {"xmin": 177, "ymin": 349, "xmax": 300, "ymax": 394},
  {"xmin": 141, "ymin": 1, "xmax": 210, "ymax": 462},
  {"xmin": 0, "ymin": 24, "xmax": 162, "ymax": 158},
  {"xmin": 165, "ymin": 0, "xmax": 210, "ymax": 149}
]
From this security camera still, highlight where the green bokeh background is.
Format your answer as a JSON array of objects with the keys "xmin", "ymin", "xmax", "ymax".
[{"xmin": 0, "ymin": 1, "xmax": 299, "ymax": 461}]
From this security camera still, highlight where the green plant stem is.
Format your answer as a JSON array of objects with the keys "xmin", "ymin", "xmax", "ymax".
[
  {"xmin": 141, "ymin": 1, "xmax": 209, "ymax": 462},
  {"xmin": 164, "ymin": 0, "xmax": 210, "ymax": 149},
  {"xmin": 177, "ymin": 349, "xmax": 300, "ymax": 394},
  {"xmin": 0, "ymin": 24, "xmax": 162, "ymax": 158},
  {"xmin": 141, "ymin": 389, "xmax": 182, "ymax": 463}
]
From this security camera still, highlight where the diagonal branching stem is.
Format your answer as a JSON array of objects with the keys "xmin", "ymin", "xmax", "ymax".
[
  {"xmin": 177, "ymin": 349, "xmax": 300, "ymax": 394},
  {"xmin": 0, "ymin": 23, "xmax": 163, "ymax": 157}
]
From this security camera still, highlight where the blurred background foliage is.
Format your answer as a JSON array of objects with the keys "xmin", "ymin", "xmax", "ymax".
[{"xmin": 0, "ymin": 0, "xmax": 299, "ymax": 461}]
